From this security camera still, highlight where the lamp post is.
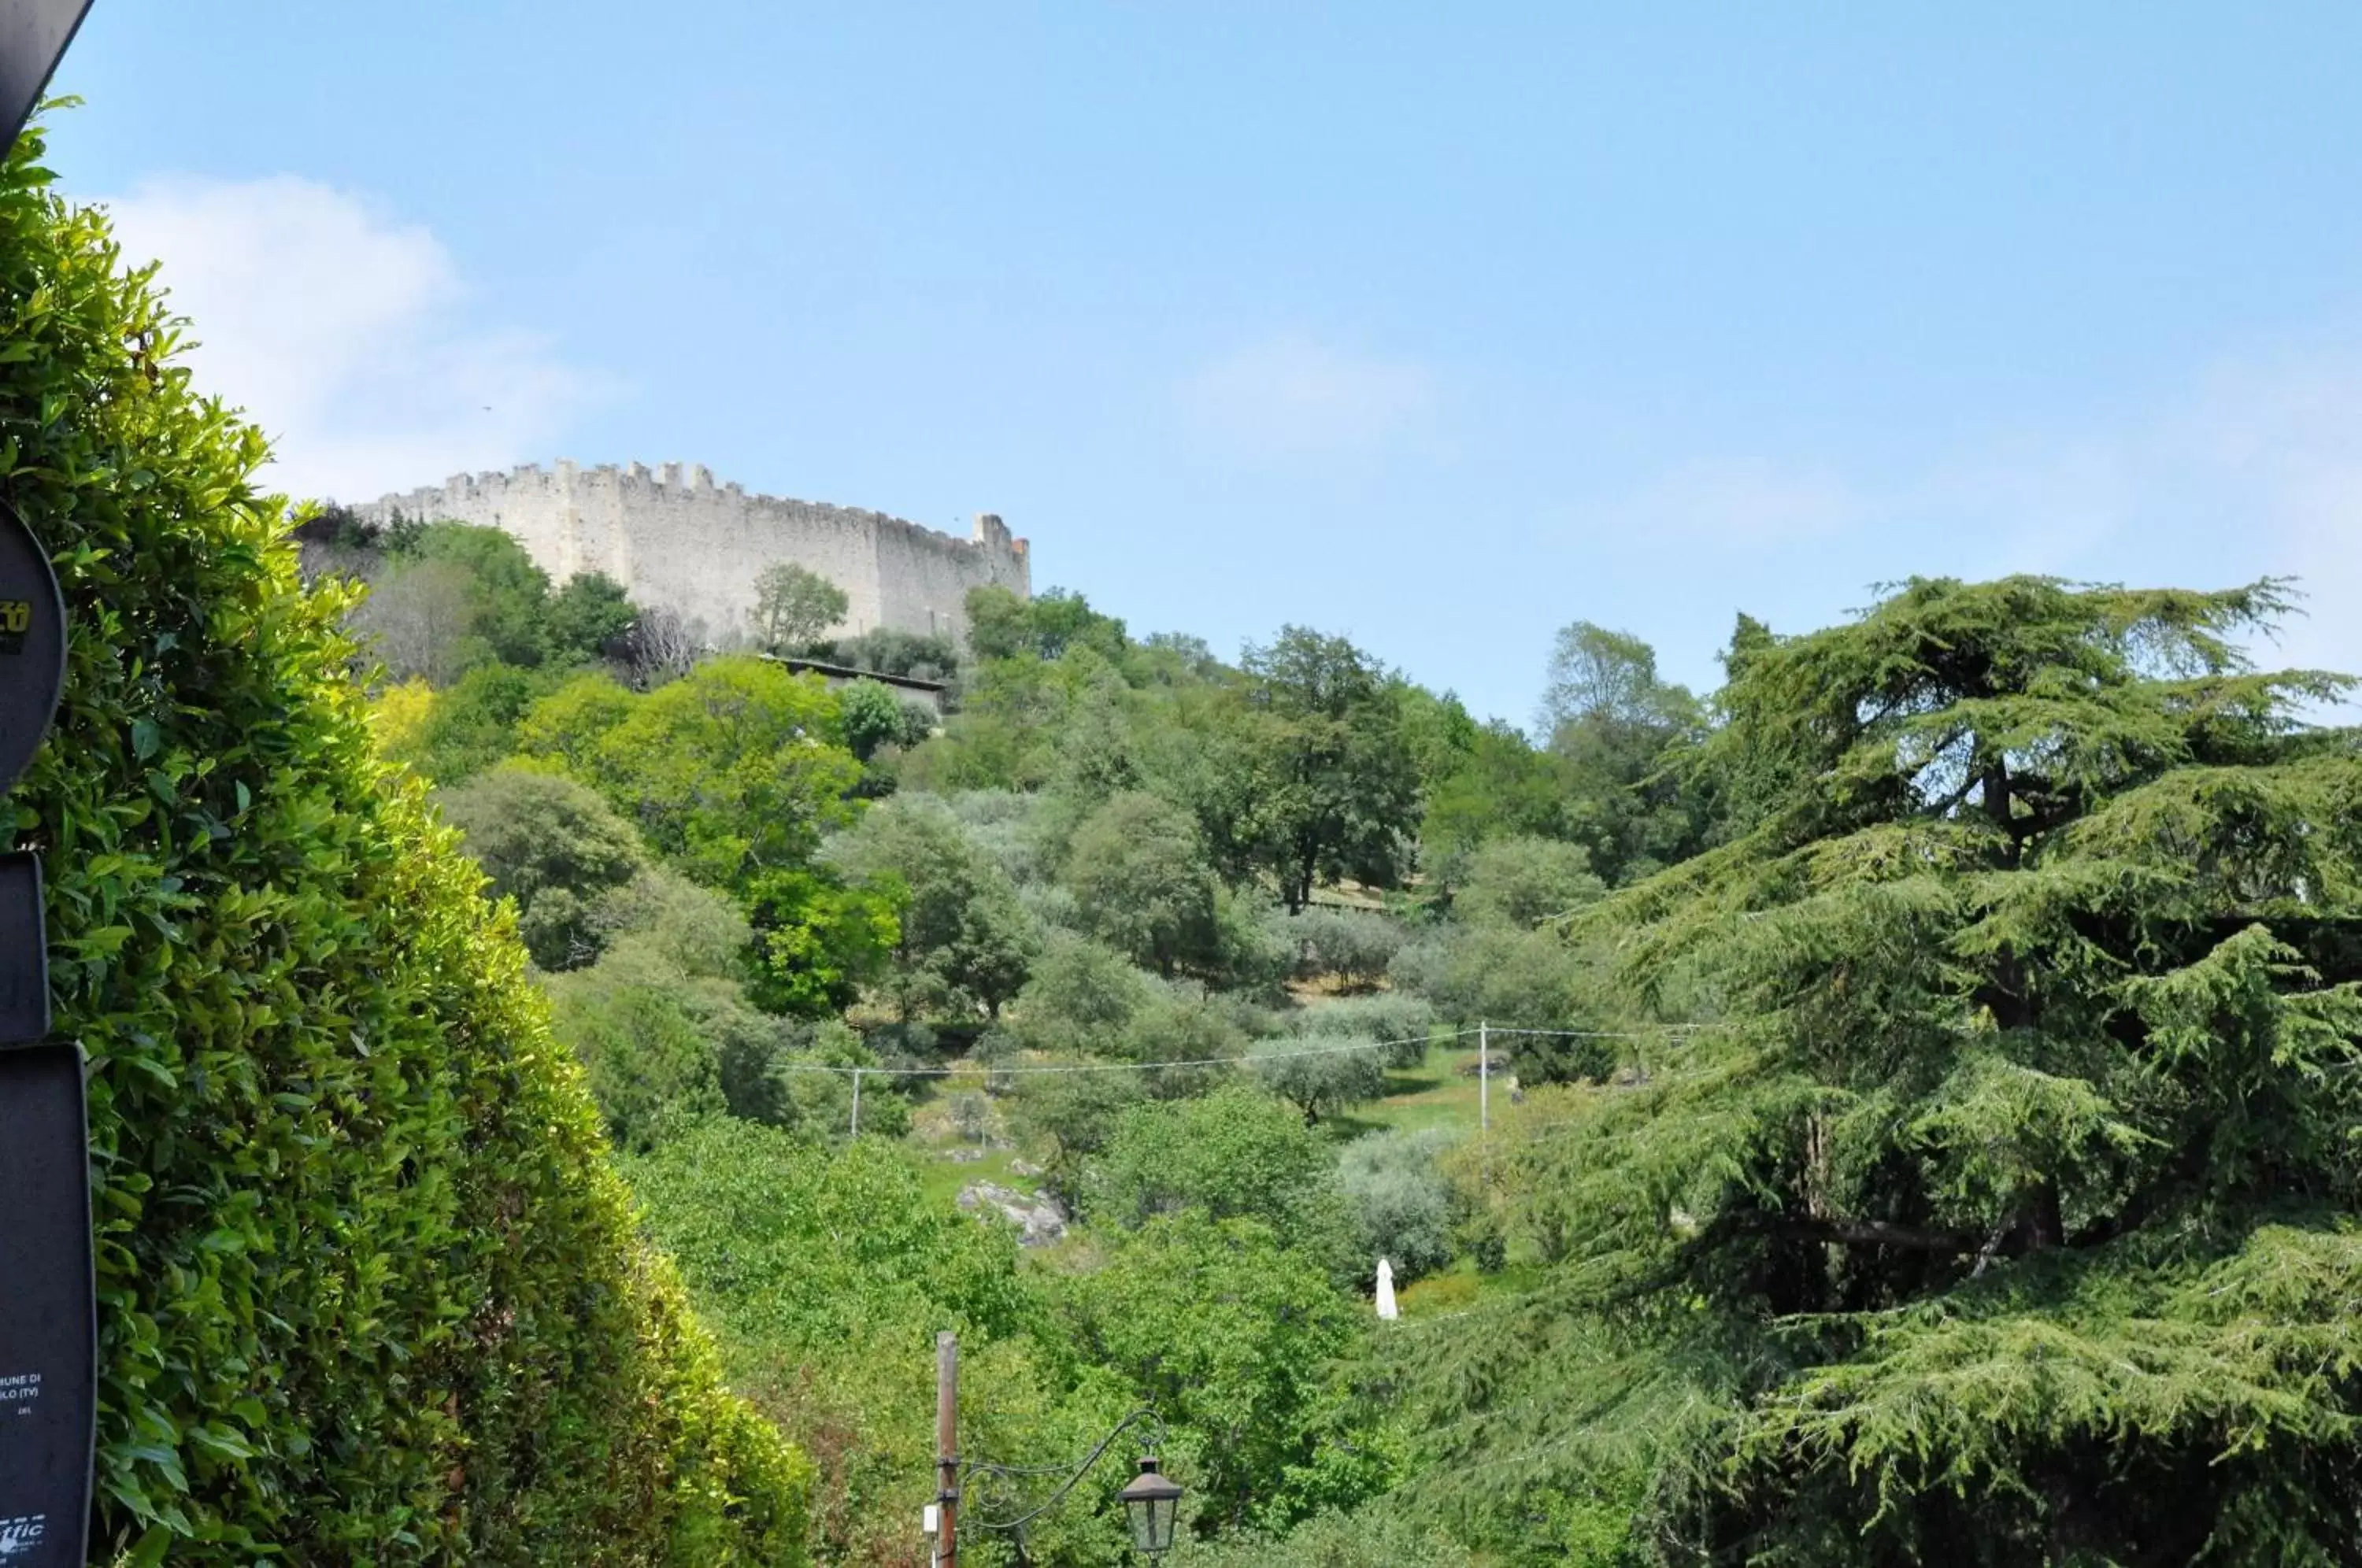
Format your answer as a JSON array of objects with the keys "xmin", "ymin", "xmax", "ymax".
[
  {"xmin": 927, "ymin": 1337, "xmax": 1182, "ymax": 1566},
  {"xmin": 965, "ymin": 1409, "xmax": 1181, "ymax": 1562}
]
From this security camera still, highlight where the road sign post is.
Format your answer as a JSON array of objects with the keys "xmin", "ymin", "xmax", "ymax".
[{"xmin": 0, "ymin": 497, "xmax": 91, "ymax": 1568}]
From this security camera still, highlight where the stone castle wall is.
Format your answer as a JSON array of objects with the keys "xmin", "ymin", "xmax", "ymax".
[{"xmin": 354, "ymin": 460, "xmax": 1031, "ymax": 644}]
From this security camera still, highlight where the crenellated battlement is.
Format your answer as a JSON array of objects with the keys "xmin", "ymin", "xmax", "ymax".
[{"xmin": 353, "ymin": 460, "xmax": 1032, "ymax": 645}]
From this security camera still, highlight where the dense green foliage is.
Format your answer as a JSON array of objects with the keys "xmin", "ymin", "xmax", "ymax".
[
  {"xmin": 1064, "ymin": 790, "xmax": 1222, "ymax": 975},
  {"xmin": 1168, "ymin": 1508, "xmax": 1472, "ymax": 1567},
  {"xmin": 1212, "ymin": 629, "xmax": 1423, "ymax": 912},
  {"xmin": 1251, "ymin": 1035, "xmax": 1389, "ymax": 1125},
  {"xmin": 835, "ymin": 677, "xmax": 934, "ymax": 764},
  {"xmin": 513, "ymin": 659, "xmax": 897, "ymax": 1015},
  {"xmin": 1090, "ymin": 1089, "xmax": 1356, "ymax": 1267},
  {"xmin": 1401, "ymin": 578, "xmax": 2362, "ymax": 1562},
  {"xmin": 1335, "ymin": 1128, "xmax": 1461, "ymax": 1282},
  {"xmin": 1053, "ymin": 1213, "xmax": 1384, "ymax": 1532},
  {"xmin": 629, "ymin": 1119, "xmax": 1398, "ymax": 1566},
  {"xmin": 3, "ymin": 122, "xmax": 808, "ymax": 1562}
]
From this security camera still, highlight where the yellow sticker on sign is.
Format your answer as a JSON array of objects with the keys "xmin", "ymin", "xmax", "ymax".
[{"xmin": 0, "ymin": 601, "xmax": 28, "ymax": 635}]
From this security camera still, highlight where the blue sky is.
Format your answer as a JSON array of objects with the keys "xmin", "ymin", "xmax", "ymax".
[{"xmin": 46, "ymin": 3, "xmax": 2362, "ymax": 725}]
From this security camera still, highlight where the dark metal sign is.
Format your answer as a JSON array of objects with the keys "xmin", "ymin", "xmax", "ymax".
[
  {"xmin": 0, "ymin": 854, "xmax": 44, "ymax": 1047},
  {"xmin": 0, "ymin": 501, "xmax": 62, "ymax": 799},
  {"xmin": 0, "ymin": 1047, "xmax": 92, "ymax": 1566},
  {"xmin": 0, "ymin": 0, "xmax": 95, "ymax": 149},
  {"xmin": 0, "ymin": 493, "xmax": 85, "ymax": 1564}
]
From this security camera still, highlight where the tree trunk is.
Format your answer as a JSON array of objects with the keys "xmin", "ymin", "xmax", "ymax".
[
  {"xmin": 2027, "ymin": 1179, "xmax": 2064, "ymax": 1250},
  {"xmin": 1983, "ymin": 755, "xmax": 2019, "ymax": 865}
]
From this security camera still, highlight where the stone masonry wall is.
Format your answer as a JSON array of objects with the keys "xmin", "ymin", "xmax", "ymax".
[{"xmin": 354, "ymin": 460, "xmax": 1031, "ymax": 645}]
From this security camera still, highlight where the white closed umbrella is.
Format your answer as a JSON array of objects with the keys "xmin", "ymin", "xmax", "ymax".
[{"xmin": 1375, "ymin": 1257, "xmax": 1398, "ymax": 1321}]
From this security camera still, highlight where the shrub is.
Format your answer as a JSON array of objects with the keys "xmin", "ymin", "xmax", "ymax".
[
  {"xmin": 587, "ymin": 862, "xmax": 756, "ymax": 978},
  {"xmin": 1290, "ymin": 993, "xmax": 1439, "ymax": 1068},
  {"xmin": 543, "ymin": 963, "xmax": 729, "ymax": 1152},
  {"xmin": 942, "ymin": 787, "xmax": 1051, "ymax": 885},
  {"xmin": 1453, "ymin": 834, "xmax": 1604, "ymax": 929},
  {"xmin": 1209, "ymin": 887, "xmax": 1298, "ymax": 994},
  {"xmin": 1050, "ymin": 1213, "xmax": 1376, "ymax": 1534},
  {"xmin": 1092, "ymin": 1088, "xmax": 1353, "ymax": 1259},
  {"xmin": 2, "ymin": 123, "xmax": 807, "ymax": 1561},
  {"xmin": 1273, "ymin": 906, "xmax": 1406, "ymax": 989},
  {"xmin": 1172, "ymin": 1509, "xmax": 1473, "ymax": 1567},
  {"xmin": 1120, "ymin": 980, "xmax": 1249, "ymax": 1097},
  {"xmin": 1251, "ymin": 1036, "xmax": 1389, "ymax": 1124},
  {"xmin": 628, "ymin": 1121, "xmax": 1070, "ymax": 1566},
  {"xmin": 825, "ymin": 624, "xmax": 961, "ymax": 686},
  {"xmin": 395, "ymin": 657, "xmax": 565, "ymax": 783},
  {"xmin": 1012, "ymin": 1067, "xmax": 1148, "ymax": 1202},
  {"xmin": 1336, "ymin": 1129, "xmax": 1460, "ymax": 1282},
  {"xmin": 1390, "ymin": 923, "xmax": 1620, "ymax": 1082},
  {"xmin": 1008, "ymin": 932, "xmax": 1157, "ymax": 1055},
  {"xmin": 836, "ymin": 677, "xmax": 932, "ymax": 762},
  {"xmin": 829, "ymin": 794, "xmax": 1038, "ymax": 1019},
  {"xmin": 545, "ymin": 866, "xmax": 853, "ymax": 1141}
]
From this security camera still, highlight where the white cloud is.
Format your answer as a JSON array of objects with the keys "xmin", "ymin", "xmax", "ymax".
[
  {"xmin": 1616, "ymin": 457, "xmax": 1862, "ymax": 544},
  {"xmin": 1180, "ymin": 332, "xmax": 1435, "ymax": 454},
  {"xmin": 102, "ymin": 175, "xmax": 602, "ymax": 503}
]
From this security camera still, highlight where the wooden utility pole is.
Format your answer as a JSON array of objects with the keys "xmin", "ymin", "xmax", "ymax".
[{"xmin": 935, "ymin": 1331, "xmax": 960, "ymax": 1567}]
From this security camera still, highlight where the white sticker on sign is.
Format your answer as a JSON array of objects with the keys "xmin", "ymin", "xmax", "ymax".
[{"xmin": 0, "ymin": 1515, "xmax": 48, "ymax": 1561}]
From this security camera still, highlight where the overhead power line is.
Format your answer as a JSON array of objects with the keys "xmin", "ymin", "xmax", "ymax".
[
  {"xmin": 1478, "ymin": 1025, "xmax": 1711, "ymax": 1040},
  {"xmin": 772, "ymin": 1030, "xmax": 1473, "ymax": 1079},
  {"xmin": 771, "ymin": 1023, "xmax": 1709, "ymax": 1081}
]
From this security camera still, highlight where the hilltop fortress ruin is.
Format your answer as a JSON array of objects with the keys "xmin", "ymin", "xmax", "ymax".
[{"xmin": 355, "ymin": 460, "xmax": 1031, "ymax": 645}]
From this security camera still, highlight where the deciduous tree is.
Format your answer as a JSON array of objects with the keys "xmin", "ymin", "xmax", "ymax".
[
  {"xmin": 1066, "ymin": 790, "xmax": 1221, "ymax": 974},
  {"xmin": 830, "ymin": 795, "xmax": 1038, "ymax": 1019},
  {"xmin": 438, "ymin": 764, "xmax": 648, "ymax": 969},
  {"xmin": 1205, "ymin": 628, "xmax": 1422, "ymax": 912},
  {"xmin": 752, "ymin": 561, "xmax": 850, "ymax": 652}
]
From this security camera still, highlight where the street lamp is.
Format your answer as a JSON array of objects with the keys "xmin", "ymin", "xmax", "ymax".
[
  {"xmin": 932, "ymin": 1335, "xmax": 1183, "ymax": 1565},
  {"xmin": 957, "ymin": 1406, "xmax": 1183, "ymax": 1562},
  {"xmin": 1117, "ymin": 1455, "xmax": 1183, "ymax": 1555}
]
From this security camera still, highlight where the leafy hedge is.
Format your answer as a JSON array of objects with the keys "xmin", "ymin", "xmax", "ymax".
[{"xmin": 0, "ymin": 121, "xmax": 810, "ymax": 1562}]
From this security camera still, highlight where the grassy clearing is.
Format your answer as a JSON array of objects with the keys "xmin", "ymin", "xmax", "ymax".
[
  {"xmin": 910, "ymin": 1143, "xmax": 1039, "ymax": 1207},
  {"xmin": 901, "ymin": 1078, "xmax": 1044, "ymax": 1204},
  {"xmin": 1329, "ymin": 1037, "xmax": 1488, "ymax": 1141}
]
